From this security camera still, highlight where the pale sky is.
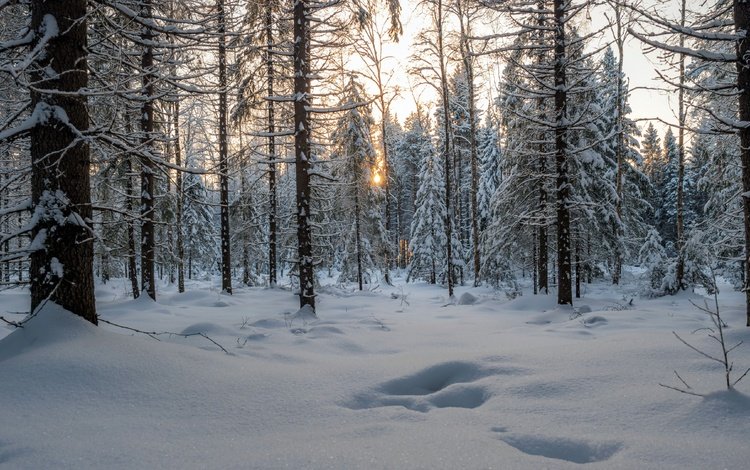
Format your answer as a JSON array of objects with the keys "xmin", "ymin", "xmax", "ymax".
[{"xmin": 368, "ymin": 0, "xmax": 677, "ymax": 140}]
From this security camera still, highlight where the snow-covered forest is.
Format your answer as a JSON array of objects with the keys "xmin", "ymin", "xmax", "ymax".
[{"xmin": 1, "ymin": 0, "xmax": 750, "ymax": 468}]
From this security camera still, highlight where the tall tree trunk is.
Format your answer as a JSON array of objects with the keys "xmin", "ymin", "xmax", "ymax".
[
  {"xmin": 173, "ymin": 100, "xmax": 185, "ymax": 293},
  {"xmin": 218, "ymin": 0, "xmax": 232, "ymax": 294},
  {"xmin": 554, "ymin": 0, "xmax": 572, "ymax": 305},
  {"xmin": 293, "ymin": 0, "xmax": 315, "ymax": 310},
  {"xmin": 437, "ymin": 0, "xmax": 455, "ymax": 298},
  {"xmin": 0, "ymin": 171, "xmax": 7, "ymax": 283},
  {"xmin": 735, "ymin": 1, "xmax": 750, "ymax": 326},
  {"xmin": 456, "ymin": 1, "xmax": 481, "ymax": 287},
  {"xmin": 533, "ymin": 230, "xmax": 538, "ymax": 295},
  {"xmin": 101, "ymin": 181, "xmax": 112, "ymax": 284},
  {"xmin": 612, "ymin": 4, "xmax": 625, "ymax": 285},
  {"xmin": 378, "ymin": 96, "xmax": 393, "ymax": 285},
  {"xmin": 29, "ymin": 0, "xmax": 96, "ymax": 323},
  {"xmin": 241, "ymin": 170, "xmax": 251, "ymax": 286},
  {"xmin": 124, "ymin": 113, "xmax": 140, "ymax": 299},
  {"xmin": 675, "ymin": 0, "xmax": 687, "ymax": 291},
  {"xmin": 575, "ymin": 227, "xmax": 581, "ymax": 299},
  {"xmin": 355, "ymin": 186, "xmax": 363, "ymax": 291},
  {"xmin": 140, "ymin": 0, "xmax": 156, "ymax": 300},
  {"xmin": 266, "ymin": 1, "xmax": 278, "ymax": 288},
  {"xmin": 536, "ymin": 0, "xmax": 548, "ymax": 295}
]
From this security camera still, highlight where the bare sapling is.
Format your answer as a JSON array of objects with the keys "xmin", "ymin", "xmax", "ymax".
[{"xmin": 660, "ymin": 271, "xmax": 750, "ymax": 396}]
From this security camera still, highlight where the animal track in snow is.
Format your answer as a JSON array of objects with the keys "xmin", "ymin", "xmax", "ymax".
[
  {"xmin": 344, "ymin": 360, "xmax": 524, "ymax": 413},
  {"xmin": 494, "ymin": 430, "xmax": 621, "ymax": 464}
]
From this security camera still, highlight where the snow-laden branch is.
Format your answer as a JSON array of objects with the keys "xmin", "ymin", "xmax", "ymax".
[
  {"xmin": 0, "ymin": 14, "xmax": 57, "ymax": 78},
  {"xmin": 629, "ymin": 29, "xmax": 737, "ymax": 63}
]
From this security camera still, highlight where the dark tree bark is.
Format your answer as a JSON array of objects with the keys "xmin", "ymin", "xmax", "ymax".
[
  {"xmin": 266, "ymin": 0, "xmax": 278, "ymax": 288},
  {"xmin": 140, "ymin": 0, "xmax": 156, "ymax": 300},
  {"xmin": 455, "ymin": 0, "xmax": 481, "ymax": 287},
  {"xmin": 736, "ymin": 0, "xmax": 750, "ymax": 326},
  {"xmin": 554, "ymin": 0, "xmax": 572, "ymax": 305},
  {"xmin": 575, "ymin": 230, "xmax": 581, "ymax": 299},
  {"xmin": 173, "ymin": 100, "xmax": 185, "ymax": 294},
  {"xmin": 218, "ymin": 0, "xmax": 232, "ymax": 294},
  {"xmin": 29, "ymin": 0, "xmax": 96, "ymax": 323},
  {"xmin": 293, "ymin": 0, "xmax": 315, "ymax": 310},
  {"xmin": 675, "ymin": 0, "xmax": 687, "ymax": 291},
  {"xmin": 612, "ymin": 3, "xmax": 625, "ymax": 286},
  {"xmin": 124, "ymin": 115, "xmax": 140, "ymax": 299},
  {"xmin": 538, "ymin": 153, "xmax": 548, "ymax": 295},
  {"xmin": 436, "ymin": 0, "xmax": 455, "ymax": 298},
  {"xmin": 354, "ymin": 186, "xmax": 364, "ymax": 291},
  {"xmin": 536, "ymin": 0, "xmax": 548, "ymax": 295}
]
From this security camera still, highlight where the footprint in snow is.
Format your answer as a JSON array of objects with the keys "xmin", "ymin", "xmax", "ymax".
[
  {"xmin": 492, "ymin": 429, "xmax": 622, "ymax": 464},
  {"xmin": 344, "ymin": 360, "xmax": 525, "ymax": 413}
]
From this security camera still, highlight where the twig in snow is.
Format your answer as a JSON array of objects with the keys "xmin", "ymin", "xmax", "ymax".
[{"xmin": 97, "ymin": 317, "xmax": 230, "ymax": 354}]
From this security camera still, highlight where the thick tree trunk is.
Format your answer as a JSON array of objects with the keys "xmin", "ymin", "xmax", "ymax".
[
  {"xmin": 218, "ymin": 0, "xmax": 232, "ymax": 294},
  {"xmin": 140, "ymin": 0, "xmax": 156, "ymax": 300},
  {"xmin": 735, "ymin": 1, "xmax": 750, "ymax": 326},
  {"xmin": 554, "ymin": 0, "xmax": 572, "ymax": 305},
  {"xmin": 293, "ymin": 0, "xmax": 315, "ymax": 310},
  {"xmin": 29, "ymin": 0, "xmax": 96, "ymax": 323}
]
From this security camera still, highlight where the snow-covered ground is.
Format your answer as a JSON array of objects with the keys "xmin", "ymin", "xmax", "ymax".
[{"xmin": 1, "ymin": 274, "xmax": 749, "ymax": 469}]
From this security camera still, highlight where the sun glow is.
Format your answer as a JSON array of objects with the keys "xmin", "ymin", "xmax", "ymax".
[{"xmin": 372, "ymin": 171, "xmax": 382, "ymax": 186}]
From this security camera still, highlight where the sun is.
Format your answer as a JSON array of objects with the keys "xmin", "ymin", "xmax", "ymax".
[{"xmin": 372, "ymin": 171, "xmax": 382, "ymax": 186}]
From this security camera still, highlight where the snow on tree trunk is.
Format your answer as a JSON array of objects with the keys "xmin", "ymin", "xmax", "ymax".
[
  {"xmin": 294, "ymin": 0, "xmax": 315, "ymax": 310},
  {"xmin": 29, "ymin": 0, "xmax": 96, "ymax": 323},
  {"xmin": 554, "ymin": 0, "xmax": 572, "ymax": 305},
  {"xmin": 218, "ymin": 0, "xmax": 232, "ymax": 295},
  {"xmin": 140, "ymin": 0, "xmax": 156, "ymax": 301},
  {"xmin": 736, "ymin": 0, "xmax": 750, "ymax": 326}
]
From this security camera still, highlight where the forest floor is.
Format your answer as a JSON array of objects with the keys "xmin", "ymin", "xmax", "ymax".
[{"xmin": 1, "ymin": 271, "xmax": 749, "ymax": 469}]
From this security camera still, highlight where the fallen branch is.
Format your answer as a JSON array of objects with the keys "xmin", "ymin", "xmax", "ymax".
[{"xmin": 98, "ymin": 317, "xmax": 230, "ymax": 354}]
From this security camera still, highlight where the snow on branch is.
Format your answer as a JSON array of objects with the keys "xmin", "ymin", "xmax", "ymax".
[
  {"xmin": 0, "ymin": 102, "xmax": 55, "ymax": 141},
  {"xmin": 0, "ymin": 14, "xmax": 57, "ymax": 79},
  {"xmin": 628, "ymin": 30, "xmax": 737, "ymax": 63}
]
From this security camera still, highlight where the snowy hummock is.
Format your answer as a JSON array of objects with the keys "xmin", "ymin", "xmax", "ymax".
[{"xmin": 1, "ymin": 275, "xmax": 749, "ymax": 469}]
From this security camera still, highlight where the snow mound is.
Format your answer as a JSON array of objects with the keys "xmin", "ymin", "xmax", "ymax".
[
  {"xmin": 458, "ymin": 292, "xmax": 478, "ymax": 305},
  {"xmin": 0, "ymin": 304, "xmax": 98, "ymax": 362}
]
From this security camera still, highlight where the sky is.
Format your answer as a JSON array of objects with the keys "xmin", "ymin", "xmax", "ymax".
[{"xmin": 370, "ymin": 0, "xmax": 677, "ymax": 139}]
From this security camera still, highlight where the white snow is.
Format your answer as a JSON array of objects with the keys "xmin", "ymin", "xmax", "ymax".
[{"xmin": 1, "ymin": 274, "xmax": 749, "ymax": 469}]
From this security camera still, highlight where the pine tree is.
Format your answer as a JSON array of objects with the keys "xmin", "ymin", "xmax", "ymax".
[
  {"xmin": 393, "ymin": 112, "xmax": 425, "ymax": 269},
  {"xmin": 408, "ymin": 132, "xmax": 446, "ymax": 285},
  {"xmin": 331, "ymin": 76, "xmax": 379, "ymax": 290},
  {"xmin": 658, "ymin": 129, "xmax": 679, "ymax": 248},
  {"xmin": 476, "ymin": 121, "xmax": 502, "ymax": 234}
]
